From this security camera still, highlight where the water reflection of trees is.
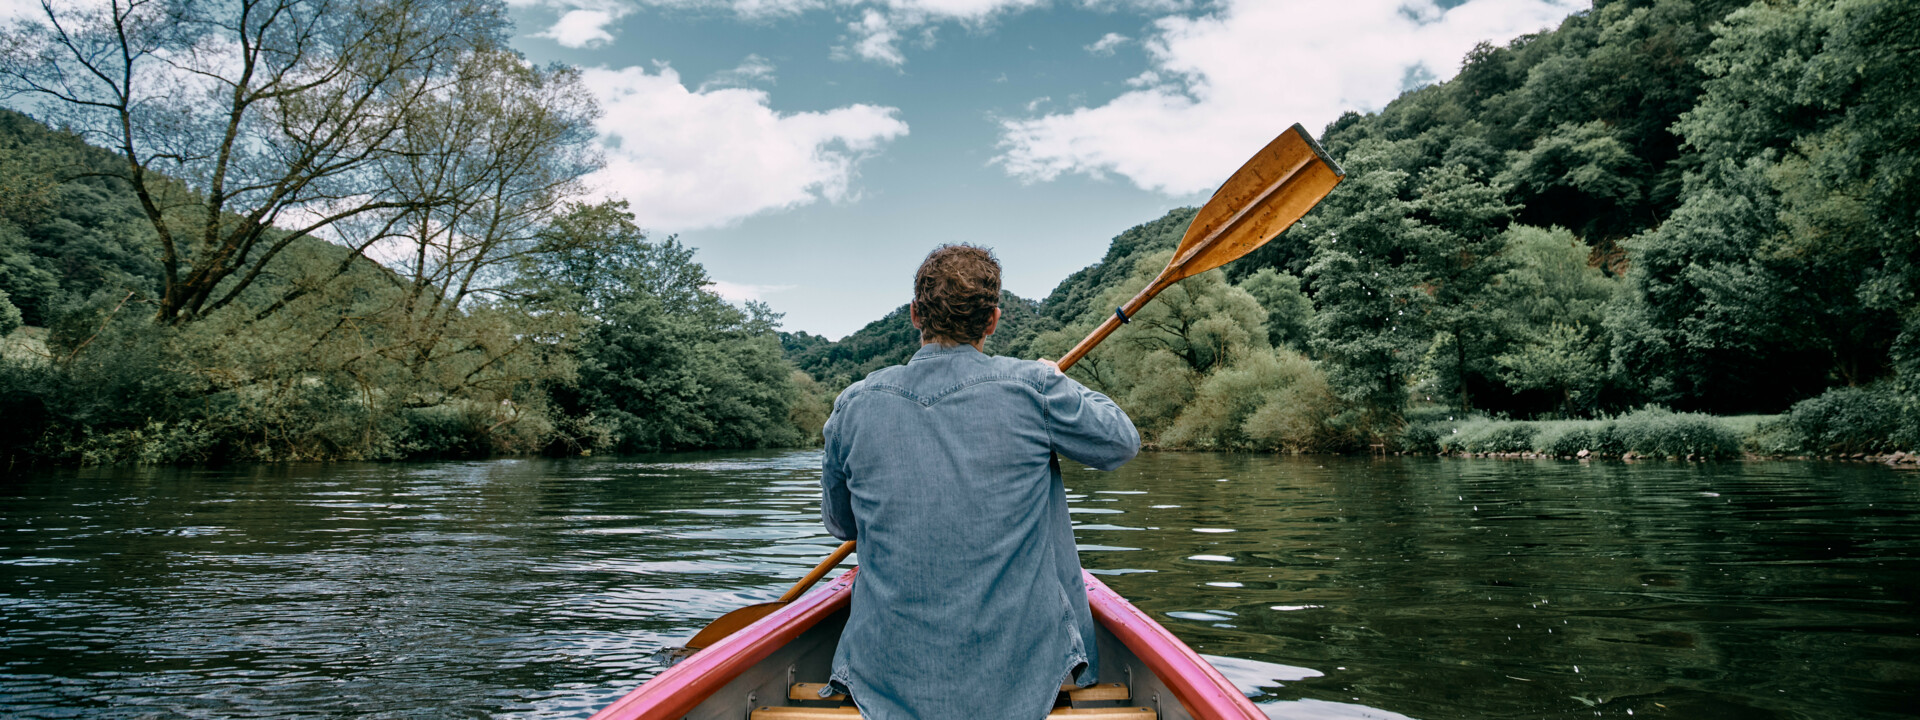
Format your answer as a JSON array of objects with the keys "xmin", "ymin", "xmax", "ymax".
[{"xmin": 1067, "ymin": 454, "xmax": 1920, "ymax": 719}]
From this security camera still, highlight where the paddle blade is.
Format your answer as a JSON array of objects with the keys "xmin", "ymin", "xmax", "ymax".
[
  {"xmin": 1169, "ymin": 123, "xmax": 1345, "ymax": 281},
  {"xmin": 685, "ymin": 601, "xmax": 783, "ymax": 649}
]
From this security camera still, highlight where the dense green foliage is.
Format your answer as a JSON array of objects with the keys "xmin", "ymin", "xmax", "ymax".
[
  {"xmin": 1753, "ymin": 383, "xmax": 1920, "ymax": 455},
  {"xmin": 5, "ymin": 0, "xmax": 1915, "ymax": 464},
  {"xmin": 0, "ymin": 114, "xmax": 820, "ymax": 464},
  {"xmin": 792, "ymin": 0, "xmax": 1916, "ymax": 456},
  {"xmin": 522, "ymin": 203, "xmax": 810, "ymax": 453}
]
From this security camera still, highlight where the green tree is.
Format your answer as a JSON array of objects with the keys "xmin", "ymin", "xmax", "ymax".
[
  {"xmin": 1496, "ymin": 225, "xmax": 1618, "ymax": 330},
  {"xmin": 1495, "ymin": 322, "xmax": 1603, "ymax": 417},
  {"xmin": 1493, "ymin": 225, "xmax": 1621, "ymax": 415},
  {"xmin": 1304, "ymin": 141, "xmax": 1428, "ymax": 432},
  {"xmin": 530, "ymin": 206, "xmax": 805, "ymax": 452},
  {"xmin": 1236, "ymin": 268, "xmax": 1314, "ymax": 350},
  {"xmin": 1031, "ymin": 249, "xmax": 1268, "ymax": 437},
  {"xmin": 1609, "ymin": 159, "xmax": 1829, "ymax": 410},
  {"xmin": 1160, "ymin": 347, "xmax": 1347, "ymax": 452},
  {"xmin": 1409, "ymin": 164, "xmax": 1516, "ymax": 412},
  {"xmin": 1496, "ymin": 121, "xmax": 1643, "ymax": 241},
  {"xmin": 0, "ymin": 287, "xmax": 20, "ymax": 335}
]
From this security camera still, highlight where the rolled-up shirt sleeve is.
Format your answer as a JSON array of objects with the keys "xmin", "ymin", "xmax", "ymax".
[
  {"xmin": 1041, "ymin": 370, "xmax": 1140, "ymax": 471},
  {"xmin": 820, "ymin": 397, "xmax": 858, "ymax": 541}
]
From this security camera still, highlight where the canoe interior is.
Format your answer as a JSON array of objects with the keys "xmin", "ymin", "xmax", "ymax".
[{"xmin": 671, "ymin": 605, "xmax": 1195, "ymax": 720}]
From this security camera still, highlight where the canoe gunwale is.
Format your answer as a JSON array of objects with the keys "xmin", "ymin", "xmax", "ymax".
[
  {"xmin": 1082, "ymin": 572, "xmax": 1265, "ymax": 720},
  {"xmin": 588, "ymin": 569, "xmax": 858, "ymax": 720},
  {"xmin": 589, "ymin": 568, "xmax": 1265, "ymax": 720}
]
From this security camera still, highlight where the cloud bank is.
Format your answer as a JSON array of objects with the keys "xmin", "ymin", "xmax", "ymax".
[
  {"xmin": 580, "ymin": 63, "xmax": 909, "ymax": 231},
  {"xmin": 995, "ymin": 0, "xmax": 1586, "ymax": 195}
]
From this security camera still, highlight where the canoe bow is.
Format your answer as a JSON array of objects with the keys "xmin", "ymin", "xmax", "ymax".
[{"xmin": 589, "ymin": 569, "xmax": 1264, "ymax": 720}]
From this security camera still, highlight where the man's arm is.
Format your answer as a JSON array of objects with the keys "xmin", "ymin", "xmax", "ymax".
[
  {"xmin": 819, "ymin": 396, "xmax": 857, "ymax": 541},
  {"xmin": 1037, "ymin": 361, "xmax": 1140, "ymax": 471}
]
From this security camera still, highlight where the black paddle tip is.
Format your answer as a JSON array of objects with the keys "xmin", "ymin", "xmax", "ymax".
[{"xmin": 1288, "ymin": 123, "xmax": 1346, "ymax": 178}]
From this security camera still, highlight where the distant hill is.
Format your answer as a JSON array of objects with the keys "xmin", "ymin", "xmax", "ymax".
[
  {"xmin": 782, "ymin": 207, "xmax": 1202, "ymax": 386},
  {"xmin": 784, "ymin": 289, "xmax": 1046, "ymax": 385},
  {"xmin": 1032, "ymin": 207, "xmax": 1197, "ymax": 325},
  {"xmin": 0, "ymin": 108, "xmax": 387, "ymax": 330}
]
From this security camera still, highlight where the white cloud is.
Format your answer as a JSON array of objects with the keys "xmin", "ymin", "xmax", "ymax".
[
  {"xmin": 1076, "ymin": 0, "xmax": 1191, "ymax": 11},
  {"xmin": 709, "ymin": 280, "xmax": 796, "ymax": 302},
  {"xmin": 580, "ymin": 63, "xmax": 909, "ymax": 230},
  {"xmin": 1084, "ymin": 31, "xmax": 1128, "ymax": 55},
  {"xmin": 538, "ymin": 8, "xmax": 623, "ymax": 47},
  {"xmin": 700, "ymin": 54, "xmax": 778, "ymax": 90},
  {"xmin": 882, "ymin": 0, "xmax": 1044, "ymax": 19},
  {"xmin": 995, "ymin": 0, "xmax": 1586, "ymax": 195},
  {"xmin": 839, "ymin": 9, "xmax": 907, "ymax": 66}
]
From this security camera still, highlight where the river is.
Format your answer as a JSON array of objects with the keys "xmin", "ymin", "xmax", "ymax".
[{"xmin": 2, "ymin": 453, "xmax": 1916, "ymax": 719}]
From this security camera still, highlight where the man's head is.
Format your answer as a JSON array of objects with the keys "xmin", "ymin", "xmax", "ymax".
[{"xmin": 911, "ymin": 244, "xmax": 1001, "ymax": 346}]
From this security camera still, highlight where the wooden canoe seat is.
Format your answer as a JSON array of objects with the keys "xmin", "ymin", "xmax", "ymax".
[
  {"xmin": 788, "ymin": 682, "xmax": 1129, "ymax": 703},
  {"xmin": 751, "ymin": 707, "xmax": 1152, "ymax": 719}
]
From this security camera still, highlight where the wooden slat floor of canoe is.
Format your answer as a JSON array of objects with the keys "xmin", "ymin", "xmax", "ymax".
[
  {"xmin": 750, "ymin": 707, "xmax": 1153, "ymax": 719},
  {"xmin": 788, "ymin": 682, "xmax": 1130, "ymax": 703}
]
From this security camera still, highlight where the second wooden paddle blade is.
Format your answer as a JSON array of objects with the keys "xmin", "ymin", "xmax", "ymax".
[
  {"xmin": 1171, "ymin": 123, "xmax": 1346, "ymax": 281},
  {"xmin": 685, "ymin": 601, "xmax": 783, "ymax": 650}
]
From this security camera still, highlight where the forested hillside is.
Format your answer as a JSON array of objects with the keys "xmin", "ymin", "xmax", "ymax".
[
  {"xmin": 782, "ymin": 290, "xmax": 1045, "ymax": 386},
  {"xmin": 0, "ymin": 0, "xmax": 828, "ymax": 465},
  {"xmin": 794, "ymin": 0, "xmax": 1919, "ymax": 455},
  {"xmin": 4, "ymin": 0, "xmax": 1913, "ymax": 465}
]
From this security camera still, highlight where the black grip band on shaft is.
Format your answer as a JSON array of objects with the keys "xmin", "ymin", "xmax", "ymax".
[{"xmin": 1114, "ymin": 306, "xmax": 1131, "ymax": 324}]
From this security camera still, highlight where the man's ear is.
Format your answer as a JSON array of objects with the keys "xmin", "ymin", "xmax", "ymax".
[
  {"xmin": 909, "ymin": 303, "xmax": 921, "ymax": 329},
  {"xmin": 983, "ymin": 307, "xmax": 1001, "ymax": 337}
]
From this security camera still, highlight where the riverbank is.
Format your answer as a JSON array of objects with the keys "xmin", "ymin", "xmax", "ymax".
[
  {"xmin": 1404, "ymin": 403, "xmax": 1919, "ymax": 465},
  {"xmin": 1432, "ymin": 449, "xmax": 1920, "ymax": 466}
]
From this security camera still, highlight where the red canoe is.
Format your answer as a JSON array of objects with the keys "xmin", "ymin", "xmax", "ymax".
[{"xmin": 590, "ymin": 567, "xmax": 1264, "ymax": 720}]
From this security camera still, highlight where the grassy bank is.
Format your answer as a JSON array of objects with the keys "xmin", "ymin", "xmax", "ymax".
[{"xmin": 1401, "ymin": 400, "xmax": 1918, "ymax": 464}]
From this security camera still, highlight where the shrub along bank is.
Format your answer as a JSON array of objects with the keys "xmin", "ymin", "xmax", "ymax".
[{"xmin": 1410, "ymin": 392, "xmax": 1918, "ymax": 462}]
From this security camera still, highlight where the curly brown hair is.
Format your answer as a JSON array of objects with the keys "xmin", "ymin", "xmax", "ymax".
[{"xmin": 912, "ymin": 244, "xmax": 1001, "ymax": 344}]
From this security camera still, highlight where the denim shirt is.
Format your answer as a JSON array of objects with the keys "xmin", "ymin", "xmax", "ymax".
[{"xmin": 819, "ymin": 343, "xmax": 1140, "ymax": 720}]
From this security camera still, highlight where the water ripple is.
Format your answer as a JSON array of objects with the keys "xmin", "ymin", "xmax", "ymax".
[{"xmin": 2, "ymin": 451, "xmax": 1915, "ymax": 720}]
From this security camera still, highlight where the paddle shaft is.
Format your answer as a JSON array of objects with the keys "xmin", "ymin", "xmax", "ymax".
[
  {"xmin": 1053, "ymin": 276, "xmax": 1167, "ymax": 372},
  {"xmin": 779, "ymin": 539, "xmax": 857, "ymax": 603}
]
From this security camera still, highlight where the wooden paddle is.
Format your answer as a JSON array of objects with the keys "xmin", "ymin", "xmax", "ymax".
[
  {"xmin": 1055, "ymin": 123, "xmax": 1346, "ymax": 370},
  {"xmin": 682, "ymin": 122, "xmax": 1345, "ymax": 651},
  {"xmin": 685, "ymin": 539, "xmax": 857, "ymax": 649}
]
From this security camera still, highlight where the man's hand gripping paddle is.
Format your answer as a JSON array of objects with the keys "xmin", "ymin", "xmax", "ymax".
[{"xmin": 684, "ymin": 123, "xmax": 1346, "ymax": 651}]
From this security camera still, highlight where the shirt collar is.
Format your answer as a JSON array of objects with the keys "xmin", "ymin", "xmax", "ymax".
[{"xmin": 910, "ymin": 342, "xmax": 982, "ymax": 362}]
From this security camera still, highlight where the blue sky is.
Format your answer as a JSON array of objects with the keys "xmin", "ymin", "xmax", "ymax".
[{"xmin": 2, "ymin": 0, "xmax": 1590, "ymax": 339}]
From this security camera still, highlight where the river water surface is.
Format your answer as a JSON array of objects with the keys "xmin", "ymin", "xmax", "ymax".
[{"xmin": 2, "ymin": 453, "xmax": 1916, "ymax": 719}]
